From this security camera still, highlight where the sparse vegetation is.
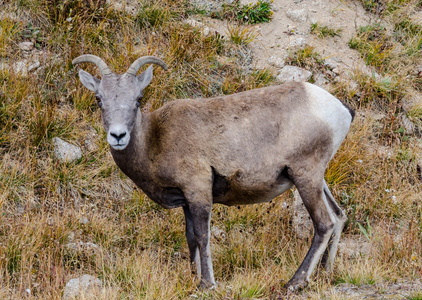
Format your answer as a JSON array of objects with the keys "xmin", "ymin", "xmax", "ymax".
[
  {"xmin": 1, "ymin": 0, "xmax": 422, "ymax": 298},
  {"xmin": 349, "ymin": 23, "xmax": 394, "ymax": 71},
  {"xmin": 237, "ymin": 0, "xmax": 273, "ymax": 24},
  {"xmin": 216, "ymin": 0, "xmax": 273, "ymax": 24},
  {"xmin": 227, "ymin": 23, "xmax": 257, "ymax": 45},
  {"xmin": 310, "ymin": 22, "xmax": 342, "ymax": 38}
]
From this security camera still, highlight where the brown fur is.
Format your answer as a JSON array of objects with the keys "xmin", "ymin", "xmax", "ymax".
[{"xmin": 111, "ymin": 83, "xmax": 326, "ymax": 207}]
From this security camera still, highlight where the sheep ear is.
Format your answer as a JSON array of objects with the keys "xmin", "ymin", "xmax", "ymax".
[
  {"xmin": 137, "ymin": 65, "xmax": 153, "ymax": 90},
  {"xmin": 78, "ymin": 69, "xmax": 100, "ymax": 92}
]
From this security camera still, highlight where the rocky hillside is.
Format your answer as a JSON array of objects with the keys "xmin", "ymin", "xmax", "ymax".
[{"xmin": 1, "ymin": 0, "xmax": 422, "ymax": 298}]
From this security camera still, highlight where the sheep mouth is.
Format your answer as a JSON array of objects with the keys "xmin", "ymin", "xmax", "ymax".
[{"xmin": 110, "ymin": 143, "xmax": 128, "ymax": 150}]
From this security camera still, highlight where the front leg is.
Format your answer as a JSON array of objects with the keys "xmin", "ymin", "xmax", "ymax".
[
  {"xmin": 186, "ymin": 198, "xmax": 215, "ymax": 288},
  {"xmin": 183, "ymin": 206, "xmax": 201, "ymax": 276}
]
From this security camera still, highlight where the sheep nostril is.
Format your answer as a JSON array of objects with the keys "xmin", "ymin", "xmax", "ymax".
[{"xmin": 110, "ymin": 131, "xmax": 126, "ymax": 141}]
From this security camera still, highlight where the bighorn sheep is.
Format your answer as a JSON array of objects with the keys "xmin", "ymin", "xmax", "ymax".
[{"xmin": 73, "ymin": 54, "xmax": 354, "ymax": 291}]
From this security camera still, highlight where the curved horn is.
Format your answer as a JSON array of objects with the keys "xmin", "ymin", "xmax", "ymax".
[
  {"xmin": 72, "ymin": 54, "xmax": 112, "ymax": 76},
  {"xmin": 126, "ymin": 56, "xmax": 168, "ymax": 76}
]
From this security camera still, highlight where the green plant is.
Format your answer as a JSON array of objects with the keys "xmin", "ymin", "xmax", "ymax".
[
  {"xmin": 361, "ymin": 0, "xmax": 385, "ymax": 14},
  {"xmin": 394, "ymin": 17, "xmax": 422, "ymax": 58},
  {"xmin": 407, "ymin": 104, "xmax": 422, "ymax": 120},
  {"xmin": 349, "ymin": 24, "xmax": 394, "ymax": 70},
  {"xmin": 357, "ymin": 217, "xmax": 373, "ymax": 241},
  {"xmin": 238, "ymin": 0, "xmax": 273, "ymax": 24},
  {"xmin": 135, "ymin": 5, "xmax": 176, "ymax": 28},
  {"xmin": 216, "ymin": 0, "xmax": 273, "ymax": 24},
  {"xmin": 45, "ymin": 0, "xmax": 108, "ymax": 25},
  {"xmin": 310, "ymin": 22, "xmax": 342, "ymax": 38},
  {"xmin": 286, "ymin": 45, "xmax": 326, "ymax": 74},
  {"xmin": 251, "ymin": 68, "xmax": 273, "ymax": 86},
  {"xmin": 0, "ymin": 17, "xmax": 22, "ymax": 56},
  {"xmin": 407, "ymin": 293, "xmax": 422, "ymax": 300},
  {"xmin": 352, "ymin": 72, "xmax": 405, "ymax": 105},
  {"xmin": 20, "ymin": 23, "xmax": 46, "ymax": 49},
  {"xmin": 227, "ymin": 23, "xmax": 256, "ymax": 45}
]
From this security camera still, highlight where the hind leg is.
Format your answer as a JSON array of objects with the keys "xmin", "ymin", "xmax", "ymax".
[
  {"xmin": 285, "ymin": 169, "xmax": 336, "ymax": 290},
  {"xmin": 320, "ymin": 180, "xmax": 347, "ymax": 272}
]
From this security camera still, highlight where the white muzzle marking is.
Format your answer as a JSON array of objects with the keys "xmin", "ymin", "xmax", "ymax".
[{"xmin": 108, "ymin": 124, "xmax": 130, "ymax": 150}]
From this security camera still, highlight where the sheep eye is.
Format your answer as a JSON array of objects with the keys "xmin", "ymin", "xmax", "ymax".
[{"xmin": 95, "ymin": 96, "xmax": 102, "ymax": 107}]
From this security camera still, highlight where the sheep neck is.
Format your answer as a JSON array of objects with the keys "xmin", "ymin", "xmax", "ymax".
[{"xmin": 109, "ymin": 111, "xmax": 152, "ymax": 187}]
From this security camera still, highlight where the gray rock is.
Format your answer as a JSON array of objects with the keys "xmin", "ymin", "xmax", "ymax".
[
  {"xmin": 267, "ymin": 55, "xmax": 286, "ymax": 68},
  {"xmin": 63, "ymin": 275, "xmax": 102, "ymax": 299},
  {"xmin": 27, "ymin": 60, "xmax": 40, "ymax": 72},
  {"xmin": 18, "ymin": 41, "xmax": 34, "ymax": 51},
  {"xmin": 286, "ymin": 9, "xmax": 308, "ymax": 23},
  {"xmin": 313, "ymin": 74, "xmax": 329, "ymax": 87},
  {"xmin": 332, "ymin": 67, "xmax": 341, "ymax": 74},
  {"xmin": 289, "ymin": 37, "xmax": 307, "ymax": 49},
  {"xmin": 337, "ymin": 238, "xmax": 374, "ymax": 258},
  {"xmin": 191, "ymin": 0, "xmax": 235, "ymax": 12},
  {"xmin": 106, "ymin": 0, "xmax": 139, "ymax": 16},
  {"xmin": 65, "ymin": 242, "xmax": 99, "ymax": 255},
  {"xmin": 324, "ymin": 58, "xmax": 339, "ymax": 70},
  {"xmin": 401, "ymin": 114, "xmax": 415, "ymax": 135},
  {"xmin": 211, "ymin": 226, "xmax": 226, "ymax": 241},
  {"xmin": 292, "ymin": 190, "xmax": 313, "ymax": 239},
  {"xmin": 84, "ymin": 138, "xmax": 98, "ymax": 152},
  {"xmin": 276, "ymin": 66, "xmax": 312, "ymax": 83},
  {"xmin": 53, "ymin": 137, "xmax": 82, "ymax": 163},
  {"xmin": 414, "ymin": 64, "xmax": 422, "ymax": 75},
  {"xmin": 12, "ymin": 59, "xmax": 40, "ymax": 76},
  {"xmin": 185, "ymin": 19, "xmax": 211, "ymax": 36}
]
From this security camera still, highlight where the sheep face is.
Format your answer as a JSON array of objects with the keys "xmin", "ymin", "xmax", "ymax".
[{"xmin": 78, "ymin": 66, "xmax": 154, "ymax": 150}]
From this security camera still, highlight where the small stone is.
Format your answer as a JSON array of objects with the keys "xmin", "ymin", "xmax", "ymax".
[
  {"xmin": 276, "ymin": 66, "xmax": 312, "ymax": 83},
  {"xmin": 211, "ymin": 226, "xmax": 226, "ymax": 241},
  {"xmin": 289, "ymin": 37, "xmax": 307, "ymax": 49},
  {"xmin": 313, "ymin": 74, "xmax": 329, "ymax": 87},
  {"xmin": 267, "ymin": 55, "xmax": 286, "ymax": 68},
  {"xmin": 414, "ymin": 64, "xmax": 422, "ymax": 75},
  {"xmin": 324, "ymin": 58, "xmax": 339, "ymax": 70},
  {"xmin": 79, "ymin": 217, "xmax": 88, "ymax": 225},
  {"xmin": 18, "ymin": 41, "xmax": 34, "ymax": 51},
  {"xmin": 186, "ymin": 19, "xmax": 201, "ymax": 27},
  {"xmin": 190, "ymin": 0, "xmax": 235, "ymax": 13},
  {"xmin": 332, "ymin": 68, "xmax": 341, "ymax": 74},
  {"xmin": 202, "ymin": 26, "xmax": 210, "ymax": 36},
  {"xmin": 286, "ymin": 9, "xmax": 308, "ymax": 23},
  {"xmin": 84, "ymin": 138, "xmax": 98, "ymax": 152},
  {"xmin": 63, "ymin": 275, "xmax": 102, "ymax": 299},
  {"xmin": 27, "ymin": 60, "xmax": 40, "ymax": 72},
  {"xmin": 338, "ymin": 238, "xmax": 374, "ymax": 258},
  {"xmin": 53, "ymin": 137, "xmax": 82, "ymax": 163},
  {"xmin": 185, "ymin": 19, "xmax": 211, "ymax": 36},
  {"xmin": 401, "ymin": 114, "xmax": 415, "ymax": 135},
  {"xmin": 65, "ymin": 242, "xmax": 99, "ymax": 255},
  {"xmin": 67, "ymin": 232, "xmax": 75, "ymax": 243}
]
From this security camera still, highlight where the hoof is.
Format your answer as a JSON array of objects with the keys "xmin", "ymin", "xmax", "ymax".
[
  {"xmin": 284, "ymin": 278, "xmax": 308, "ymax": 292},
  {"xmin": 198, "ymin": 280, "xmax": 216, "ymax": 290}
]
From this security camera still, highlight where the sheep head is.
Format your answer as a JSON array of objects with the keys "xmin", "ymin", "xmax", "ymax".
[{"xmin": 73, "ymin": 55, "xmax": 168, "ymax": 150}]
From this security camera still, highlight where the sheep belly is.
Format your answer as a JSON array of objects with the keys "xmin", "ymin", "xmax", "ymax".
[{"xmin": 212, "ymin": 171, "xmax": 294, "ymax": 206}]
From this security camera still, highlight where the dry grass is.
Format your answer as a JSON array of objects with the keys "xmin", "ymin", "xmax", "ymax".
[{"xmin": 1, "ymin": 0, "xmax": 421, "ymax": 299}]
